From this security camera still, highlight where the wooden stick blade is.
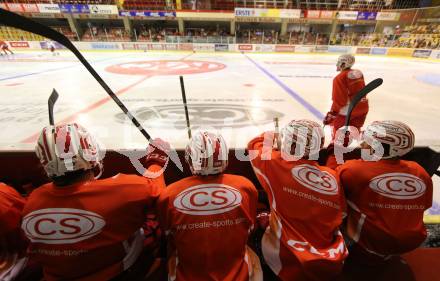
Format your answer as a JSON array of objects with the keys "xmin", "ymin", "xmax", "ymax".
[{"xmin": 48, "ymin": 89, "xmax": 59, "ymax": 126}]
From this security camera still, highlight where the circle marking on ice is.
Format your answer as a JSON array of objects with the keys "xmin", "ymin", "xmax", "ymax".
[{"xmin": 105, "ymin": 60, "xmax": 226, "ymax": 76}]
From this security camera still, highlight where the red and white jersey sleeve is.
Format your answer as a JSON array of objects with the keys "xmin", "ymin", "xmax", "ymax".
[
  {"xmin": 21, "ymin": 168, "xmax": 165, "ymax": 281},
  {"xmin": 0, "ymin": 183, "xmax": 26, "ymax": 235},
  {"xmin": 248, "ymin": 134, "xmax": 347, "ymax": 281},
  {"xmin": 331, "ymin": 69, "xmax": 368, "ymax": 117},
  {"xmin": 157, "ymin": 174, "xmax": 262, "ymax": 281},
  {"xmin": 337, "ymin": 159, "xmax": 433, "ymax": 256}
]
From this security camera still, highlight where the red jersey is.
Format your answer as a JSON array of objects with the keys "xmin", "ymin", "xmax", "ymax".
[
  {"xmin": 0, "ymin": 183, "xmax": 26, "ymax": 235},
  {"xmin": 337, "ymin": 159, "xmax": 433, "ymax": 256},
  {"xmin": 21, "ymin": 168, "xmax": 164, "ymax": 281},
  {"xmin": 157, "ymin": 174, "xmax": 262, "ymax": 281},
  {"xmin": 331, "ymin": 68, "xmax": 368, "ymax": 117},
  {"xmin": 248, "ymin": 134, "xmax": 347, "ymax": 281},
  {"xmin": 0, "ymin": 183, "xmax": 28, "ymax": 281}
]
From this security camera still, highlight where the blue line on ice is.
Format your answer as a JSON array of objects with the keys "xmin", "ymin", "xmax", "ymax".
[{"xmin": 243, "ymin": 53, "xmax": 325, "ymax": 120}]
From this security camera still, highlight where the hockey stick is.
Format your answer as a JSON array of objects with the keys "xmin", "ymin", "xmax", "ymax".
[
  {"xmin": 273, "ymin": 117, "xmax": 281, "ymax": 150},
  {"xmin": 179, "ymin": 76, "xmax": 192, "ymax": 139},
  {"xmin": 344, "ymin": 78, "xmax": 383, "ymax": 128},
  {"xmin": 0, "ymin": 8, "xmax": 152, "ymax": 141},
  {"xmin": 48, "ymin": 89, "xmax": 59, "ymax": 126}
]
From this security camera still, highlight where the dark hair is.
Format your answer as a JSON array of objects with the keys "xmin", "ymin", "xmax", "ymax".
[{"xmin": 52, "ymin": 169, "xmax": 93, "ymax": 187}]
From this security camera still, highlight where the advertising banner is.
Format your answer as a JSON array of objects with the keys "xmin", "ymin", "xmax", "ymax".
[
  {"xmin": 193, "ymin": 44, "xmax": 215, "ymax": 52},
  {"xmin": 430, "ymin": 50, "xmax": 440, "ymax": 59},
  {"xmin": 386, "ymin": 48, "xmax": 413, "ymax": 57},
  {"xmin": 89, "ymin": 5, "xmax": 118, "ymax": 15},
  {"xmin": 376, "ymin": 12, "xmax": 400, "ymax": 21},
  {"xmin": 371, "ymin": 47, "xmax": 387, "ymax": 55},
  {"xmin": 275, "ymin": 45, "xmax": 295, "ymax": 52},
  {"xmin": 255, "ymin": 44, "xmax": 275, "ymax": 52},
  {"xmin": 235, "ymin": 8, "xmax": 299, "ymax": 18},
  {"xmin": 40, "ymin": 41, "xmax": 66, "ymax": 50},
  {"xmin": 315, "ymin": 45, "xmax": 329, "ymax": 52},
  {"xmin": 238, "ymin": 44, "xmax": 253, "ymax": 51},
  {"xmin": 328, "ymin": 46, "xmax": 351, "ymax": 53},
  {"xmin": 356, "ymin": 47, "xmax": 371, "ymax": 54},
  {"xmin": 22, "ymin": 4, "xmax": 39, "ymax": 13},
  {"xmin": 336, "ymin": 11, "xmax": 358, "ymax": 20},
  {"xmin": 6, "ymin": 3, "xmax": 24, "ymax": 12},
  {"xmin": 59, "ymin": 4, "xmax": 90, "ymax": 14},
  {"xmin": 305, "ymin": 10, "xmax": 334, "ymax": 19},
  {"xmin": 295, "ymin": 45, "xmax": 315, "ymax": 53},
  {"xmin": 179, "ymin": 43, "xmax": 193, "ymax": 51},
  {"xmin": 90, "ymin": 42, "xmax": 120, "ymax": 50},
  {"xmin": 357, "ymin": 12, "xmax": 377, "ymax": 20},
  {"xmin": 0, "ymin": 3, "xmax": 8, "ymax": 10},
  {"xmin": 215, "ymin": 43, "xmax": 229, "ymax": 51},
  {"xmin": 37, "ymin": 4, "xmax": 61, "ymax": 13},
  {"xmin": 119, "ymin": 10, "xmax": 176, "ymax": 17},
  {"xmin": 9, "ymin": 41, "xmax": 30, "ymax": 48},
  {"xmin": 412, "ymin": 49, "xmax": 432, "ymax": 58}
]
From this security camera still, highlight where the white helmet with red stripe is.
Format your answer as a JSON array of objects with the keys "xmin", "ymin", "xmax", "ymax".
[
  {"xmin": 185, "ymin": 131, "xmax": 228, "ymax": 176},
  {"xmin": 362, "ymin": 120, "xmax": 415, "ymax": 159},
  {"xmin": 281, "ymin": 119, "xmax": 324, "ymax": 159},
  {"xmin": 36, "ymin": 123, "xmax": 104, "ymax": 178},
  {"xmin": 337, "ymin": 54, "xmax": 355, "ymax": 70}
]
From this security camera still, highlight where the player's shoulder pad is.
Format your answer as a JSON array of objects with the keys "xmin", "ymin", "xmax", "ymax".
[
  {"xmin": 106, "ymin": 173, "xmax": 152, "ymax": 186},
  {"xmin": 347, "ymin": 69, "xmax": 363, "ymax": 80}
]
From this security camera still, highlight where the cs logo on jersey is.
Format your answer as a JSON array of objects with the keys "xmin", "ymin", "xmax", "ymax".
[
  {"xmin": 174, "ymin": 184, "xmax": 242, "ymax": 215},
  {"xmin": 291, "ymin": 164, "xmax": 338, "ymax": 195},
  {"xmin": 369, "ymin": 173, "xmax": 426, "ymax": 199},
  {"xmin": 22, "ymin": 208, "xmax": 106, "ymax": 244}
]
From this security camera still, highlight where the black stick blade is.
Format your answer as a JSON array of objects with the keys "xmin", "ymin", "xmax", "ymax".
[
  {"xmin": 180, "ymin": 76, "xmax": 192, "ymax": 139},
  {"xmin": 344, "ymin": 78, "xmax": 383, "ymax": 127},
  {"xmin": 48, "ymin": 89, "xmax": 59, "ymax": 126}
]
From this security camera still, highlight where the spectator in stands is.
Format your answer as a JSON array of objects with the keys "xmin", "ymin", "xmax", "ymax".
[
  {"xmin": 337, "ymin": 121, "xmax": 433, "ymax": 268},
  {"xmin": 248, "ymin": 120, "xmax": 347, "ymax": 281},
  {"xmin": 22, "ymin": 123, "xmax": 169, "ymax": 281},
  {"xmin": 158, "ymin": 131, "xmax": 262, "ymax": 281}
]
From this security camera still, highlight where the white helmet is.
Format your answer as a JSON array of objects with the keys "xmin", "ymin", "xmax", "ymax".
[
  {"xmin": 36, "ymin": 123, "xmax": 104, "ymax": 178},
  {"xmin": 362, "ymin": 120, "xmax": 415, "ymax": 159},
  {"xmin": 280, "ymin": 120, "xmax": 324, "ymax": 159},
  {"xmin": 337, "ymin": 54, "xmax": 355, "ymax": 70},
  {"xmin": 185, "ymin": 131, "xmax": 228, "ymax": 176}
]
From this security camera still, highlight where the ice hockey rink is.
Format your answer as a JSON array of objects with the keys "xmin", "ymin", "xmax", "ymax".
[
  {"xmin": 1, "ymin": 50, "xmax": 440, "ymax": 217},
  {"xmin": 1, "ymin": 50, "xmax": 440, "ymax": 150}
]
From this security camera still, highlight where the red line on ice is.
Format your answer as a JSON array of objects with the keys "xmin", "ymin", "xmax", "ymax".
[{"xmin": 20, "ymin": 52, "xmax": 194, "ymax": 144}]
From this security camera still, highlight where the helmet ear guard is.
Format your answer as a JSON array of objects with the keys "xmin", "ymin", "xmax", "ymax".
[
  {"xmin": 337, "ymin": 54, "xmax": 355, "ymax": 70},
  {"xmin": 362, "ymin": 120, "xmax": 415, "ymax": 159}
]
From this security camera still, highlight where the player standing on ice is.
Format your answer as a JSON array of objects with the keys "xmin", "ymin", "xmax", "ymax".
[
  {"xmin": 21, "ymin": 123, "xmax": 169, "ymax": 281},
  {"xmin": 337, "ymin": 120, "xmax": 433, "ymax": 267},
  {"xmin": 0, "ymin": 40, "xmax": 14, "ymax": 55},
  {"xmin": 46, "ymin": 40, "xmax": 58, "ymax": 56},
  {"xmin": 323, "ymin": 54, "xmax": 368, "ymax": 143},
  {"xmin": 157, "ymin": 131, "xmax": 262, "ymax": 281},
  {"xmin": 248, "ymin": 120, "xmax": 347, "ymax": 281}
]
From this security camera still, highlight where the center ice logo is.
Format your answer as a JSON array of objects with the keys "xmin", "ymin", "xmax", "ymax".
[
  {"xmin": 22, "ymin": 208, "xmax": 106, "ymax": 244},
  {"xmin": 105, "ymin": 60, "xmax": 226, "ymax": 76},
  {"xmin": 174, "ymin": 184, "xmax": 242, "ymax": 215},
  {"xmin": 369, "ymin": 173, "xmax": 426, "ymax": 199},
  {"xmin": 291, "ymin": 164, "xmax": 338, "ymax": 195},
  {"xmin": 115, "ymin": 104, "xmax": 283, "ymax": 128}
]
